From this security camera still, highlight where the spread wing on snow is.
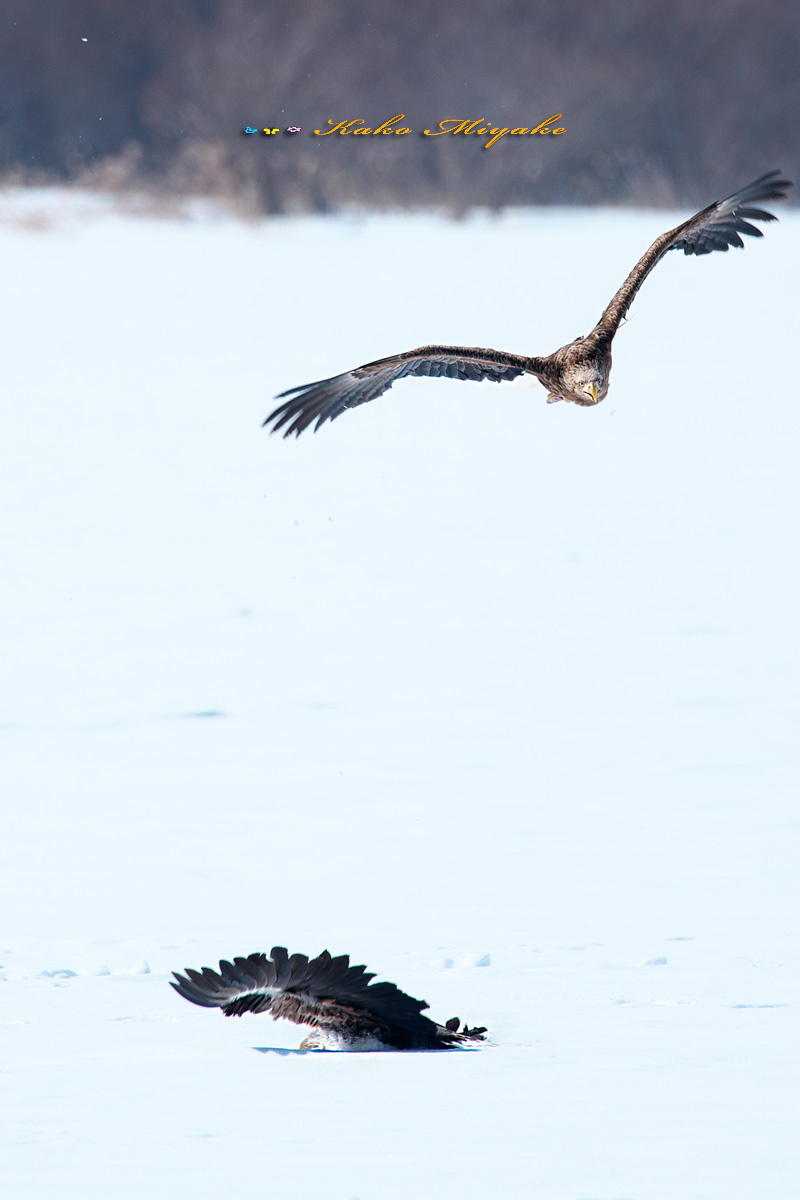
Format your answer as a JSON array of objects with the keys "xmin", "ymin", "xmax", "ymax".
[
  {"xmin": 263, "ymin": 345, "xmax": 546, "ymax": 438},
  {"xmin": 172, "ymin": 946, "xmax": 441, "ymax": 1047}
]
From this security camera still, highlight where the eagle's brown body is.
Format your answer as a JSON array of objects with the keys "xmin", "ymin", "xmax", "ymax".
[{"xmin": 264, "ymin": 171, "xmax": 791, "ymax": 436}]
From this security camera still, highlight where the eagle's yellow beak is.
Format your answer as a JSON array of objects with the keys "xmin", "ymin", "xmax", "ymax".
[{"xmin": 584, "ymin": 382, "xmax": 597, "ymax": 403}]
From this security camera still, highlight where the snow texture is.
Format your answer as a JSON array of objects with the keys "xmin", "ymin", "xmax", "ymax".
[{"xmin": 1, "ymin": 191, "xmax": 799, "ymax": 1199}]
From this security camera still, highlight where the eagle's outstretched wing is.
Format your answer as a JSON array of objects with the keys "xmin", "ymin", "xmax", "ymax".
[
  {"xmin": 171, "ymin": 946, "xmax": 486, "ymax": 1049},
  {"xmin": 595, "ymin": 170, "xmax": 792, "ymax": 340},
  {"xmin": 264, "ymin": 345, "xmax": 546, "ymax": 438}
]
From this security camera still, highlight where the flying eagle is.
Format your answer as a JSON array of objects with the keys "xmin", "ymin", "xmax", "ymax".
[
  {"xmin": 171, "ymin": 945, "xmax": 488, "ymax": 1051},
  {"xmin": 264, "ymin": 171, "xmax": 792, "ymax": 437}
]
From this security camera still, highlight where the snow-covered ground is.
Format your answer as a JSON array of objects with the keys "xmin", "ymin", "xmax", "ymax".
[{"xmin": 1, "ymin": 190, "xmax": 798, "ymax": 1199}]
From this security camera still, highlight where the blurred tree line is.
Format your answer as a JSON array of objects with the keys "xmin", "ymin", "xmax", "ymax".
[{"xmin": 1, "ymin": 0, "xmax": 797, "ymax": 211}]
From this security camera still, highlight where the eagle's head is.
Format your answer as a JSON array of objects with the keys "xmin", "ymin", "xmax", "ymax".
[
  {"xmin": 545, "ymin": 343, "xmax": 611, "ymax": 406},
  {"xmin": 568, "ymin": 370, "xmax": 609, "ymax": 406},
  {"xmin": 546, "ymin": 371, "xmax": 609, "ymax": 407}
]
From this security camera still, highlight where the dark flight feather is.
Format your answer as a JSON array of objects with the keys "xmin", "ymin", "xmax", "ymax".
[
  {"xmin": 264, "ymin": 346, "xmax": 543, "ymax": 437},
  {"xmin": 595, "ymin": 170, "xmax": 792, "ymax": 337}
]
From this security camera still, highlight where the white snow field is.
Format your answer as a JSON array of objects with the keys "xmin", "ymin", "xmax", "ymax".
[{"xmin": 1, "ymin": 190, "xmax": 798, "ymax": 1199}]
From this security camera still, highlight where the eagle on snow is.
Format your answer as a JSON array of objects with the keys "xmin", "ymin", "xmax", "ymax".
[{"xmin": 171, "ymin": 945, "xmax": 488, "ymax": 1051}]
